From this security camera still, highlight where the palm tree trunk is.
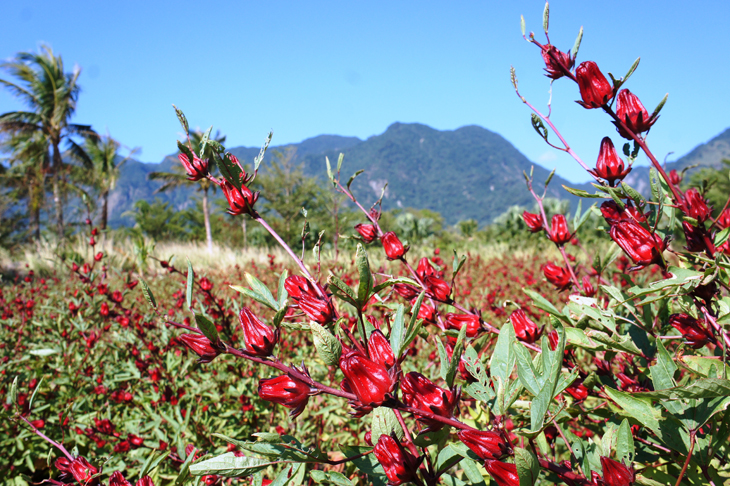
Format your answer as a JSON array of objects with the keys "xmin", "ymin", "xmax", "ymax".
[
  {"xmin": 202, "ymin": 187, "xmax": 213, "ymax": 254},
  {"xmin": 51, "ymin": 141, "xmax": 64, "ymax": 240},
  {"xmin": 101, "ymin": 190, "xmax": 109, "ymax": 231}
]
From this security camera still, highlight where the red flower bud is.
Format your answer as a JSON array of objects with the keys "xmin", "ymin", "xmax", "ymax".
[
  {"xmin": 416, "ymin": 257, "xmax": 436, "ymax": 280},
  {"xmin": 178, "ymin": 152, "xmax": 209, "ymax": 181},
  {"xmin": 373, "ymin": 434, "xmax": 420, "ymax": 486},
  {"xmin": 565, "ymin": 380, "xmax": 589, "ymax": 401},
  {"xmin": 367, "ymin": 329, "xmax": 395, "ymax": 368},
  {"xmin": 284, "ymin": 275, "xmax": 317, "ymax": 302},
  {"xmin": 94, "ymin": 252, "xmax": 104, "ymax": 261},
  {"xmin": 484, "ymin": 460, "xmax": 520, "ymax": 486},
  {"xmin": 394, "ymin": 283, "xmax": 419, "ymax": 300},
  {"xmin": 582, "ymin": 276, "xmax": 596, "ymax": 297},
  {"xmin": 109, "ymin": 471, "xmax": 132, "ymax": 486},
  {"xmin": 299, "ymin": 293, "xmax": 336, "ymax": 324},
  {"xmin": 100, "ymin": 302, "xmax": 110, "ymax": 317},
  {"xmin": 681, "ymin": 188, "xmax": 711, "ymax": 223},
  {"xmin": 509, "ymin": 309, "xmax": 541, "ymax": 344},
  {"xmin": 129, "ymin": 434, "xmax": 144, "ymax": 447},
  {"xmin": 178, "ymin": 334, "xmax": 220, "ymax": 363},
  {"xmin": 600, "ymin": 456, "xmax": 635, "ymax": 486},
  {"xmin": 589, "ymin": 137, "xmax": 631, "ymax": 186},
  {"xmin": 354, "ymin": 224, "xmax": 378, "ymax": 243},
  {"xmin": 669, "ymin": 313, "xmax": 714, "ymax": 348},
  {"xmin": 576, "ymin": 61, "xmax": 613, "ymax": 109},
  {"xmin": 89, "ymin": 236, "xmax": 96, "ymax": 246},
  {"xmin": 30, "ymin": 419, "xmax": 45, "ymax": 429},
  {"xmin": 543, "ymin": 263, "xmax": 572, "ymax": 290},
  {"xmin": 457, "ymin": 429, "xmax": 512, "ymax": 460},
  {"xmin": 136, "ymin": 477, "xmax": 155, "ymax": 486},
  {"xmin": 541, "ymin": 44, "xmax": 574, "ymax": 80},
  {"xmin": 199, "ymin": 277, "xmax": 213, "ymax": 291},
  {"xmin": 600, "ymin": 201, "xmax": 645, "ymax": 224},
  {"xmin": 548, "ymin": 214, "xmax": 572, "ymax": 245},
  {"xmin": 718, "ymin": 208, "xmax": 730, "ymax": 229},
  {"xmin": 423, "ymin": 275, "xmax": 451, "ymax": 302},
  {"xmin": 668, "ymin": 169, "xmax": 682, "ymax": 185},
  {"xmin": 340, "ymin": 350, "xmax": 392, "ymax": 407},
  {"xmin": 683, "ymin": 221, "xmax": 714, "ymax": 255},
  {"xmin": 609, "ymin": 221, "xmax": 667, "ymax": 270},
  {"xmin": 380, "ymin": 232, "xmax": 407, "ymax": 260},
  {"xmin": 258, "ymin": 375, "xmax": 311, "ymax": 418},
  {"xmin": 444, "ymin": 313, "xmax": 481, "ymax": 338},
  {"xmin": 522, "ymin": 211, "xmax": 543, "ymax": 233},
  {"xmin": 614, "ymin": 89, "xmax": 657, "ymax": 139},
  {"xmin": 239, "ymin": 307, "xmax": 278, "ymax": 357},
  {"xmin": 69, "ymin": 457, "xmax": 99, "ymax": 485},
  {"xmin": 400, "ymin": 372, "xmax": 456, "ymax": 430},
  {"xmin": 413, "ymin": 298, "xmax": 436, "ymax": 324},
  {"xmin": 221, "ymin": 180, "xmax": 259, "ymax": 215}
]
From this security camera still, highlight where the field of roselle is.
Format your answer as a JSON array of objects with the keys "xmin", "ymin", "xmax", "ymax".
[{"xmin": 4, "ymin": 3, "xmax": 730, "ymax": 486}]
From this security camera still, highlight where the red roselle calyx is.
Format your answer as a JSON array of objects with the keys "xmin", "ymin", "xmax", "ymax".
[
  {"xmin": 416, "ymin": 257, "xmax": 436, "ymax": 280},
  {"xmin": 609, "ymin": 221, "xmax": 667, "ymax": 270},
  {"xmin": 576, "ymin": 61, "xmax": 614, "ymax": 109},
  {"xmin": 543, "ymin": 263, "xmax": 572, "ymax": 290},
  {"xmin": 682, "ymin": 221, "xmax": 714, "ymax": 255},
  {"xmin": 284, "ymin": 275, "xmax": 318, "ymax": 302},
  {"xmin": 509, "ymin": 309, "xmax": 541, "ymax": 344},
  {"xmin": 600, "ymin": 456, "xmax": 636, "ymax": 486},
  {"xmin": 484, "ymin": 459, "xmax": 520, "ymax": 486},
  {"xmin": 669, "ymin": 313, "xmax": 714, "ymax": 348},
  {"xmin": 522, "ymin": 211, "xmax": 543, "ymax": 232},
  {"xmin": 589, "ymin": 137, "xmax": 632, "ymax": 186},
  {"xmin": 178, "ymin": 334, "xmax": 221, "ymax": 363},
  {"xmin": 718, "ymin": 208, "xmax": 730, "ymax": 229},
  {"xmin": 178, "ymin": 152, "xmax": 209, "ymax": 181},
  {"xmin": 354, "ymin": 223, "xmax": 378, "ymax": 243},
  {"xmin": 400, "ymin": 372, "xmax": 457, "ymax": 431},
  {"xmin": 380, "ymin": 231, "xmax": 408, "ymax": 260},
  {"xmin": 221, "ymin": 179, "xmax": 259, "ymax": 216},
  {"xmin": 258, "ymin": 375, "xmax": 311, "ymax": 418},
  {"xmin": 373, "ymin": 434, "xmax": 420, "ymax": 486},
  {"xmin": 299, "ymin": 293, "xmax": 336, "ymax": 324},
  {"xmin": 444, "ymin": 313, "xmax": 481, "ymax": 338},
  {"xmin": 340, "ymin": 349, "xmax": 394, "ymax": 409},
  {"xmin": 457, "ymin": 429, "xmax": 512, "ymax": 460},
  {"xmin": 393, "ymin": 283, "xmax": 419, "ymax": 300},
  {"xmin": 109, "ymin": 471, "xmax": 131, "ymax": 486},
  {"xmin": 367, "ymin": 329, "xmax": 396, "ymax": 368},
  {"xmin": 239, "ymin": 307, "xmax": 278, "ymax": 357},
  {"xmin": 541, "ymin": 44, "xmax": 574, "ymax": 80},
  {"xmin": 681, "ymin": 188, "xmax": 712, "ymax": 223},
  {"xmin": 423, "ymin": 275, "xmax": 452, "ymax": 302},
  {"xmin": 614, "ymin": 89, "xmax": 657, "ymax": 140},
  {"xmin": 548, "ymin": 214, "xmax": 572, "ymax": 245},
  {"xmin": 68, "ymin": 457, "xmax": 99, "ymax": 486}
]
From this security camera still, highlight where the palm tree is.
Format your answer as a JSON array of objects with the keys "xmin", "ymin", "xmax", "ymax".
[
  {"xmin": 70, "ymin": 134, "xmax": 136, "ymax": 231},
  {"xmin": 0, "ymin": 44, "xmax": 95, "ymax": 240},
  {"xmin": 148, "ymin": 130, "xmax": 225, "ymax": 253},
  {"xmin": 0, "ymin": 131, "xmax": 49, "ymax": 242}
]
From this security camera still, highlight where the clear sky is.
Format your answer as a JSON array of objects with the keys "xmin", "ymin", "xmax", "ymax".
[{"xmin": 1, "ymin": 1, "xmax": 728, "ymax": 183}]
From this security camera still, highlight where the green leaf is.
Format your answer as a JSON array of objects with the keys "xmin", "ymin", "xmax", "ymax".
[
  {"xmin": 490, "ymin": 321, "xmax": 516, "ymax": 384},
  {"xmin": 140, "ymin": 279, "xmax": 157, "ymax": 309},
  {"xmin": 585, "ymin": 330, "xmax": 643, "ymax": 356},
  {"xmin": 542, "ymin": 1, "xmax": 549, "ymax": 33},
  {"xmin": 199, "ymin": 125, "xmax": 213, "ymax": 159},
  {"xmin": 186, "ymin": 259, "xmax": 194, "ymax": 310},
  {"xmin": 336, "ymin": 153, "xmax": 344, "ymax": 173},
  {"xmin": 277, "ymin": 270, "xmax": 289, "ymax": 308},
  {"xmin": 310, "ymin": 470, "xmax": 353, "ymax": 486},
  {"xmin": 520, "ymin": 15, "xmax": 526, "ymax": 36},
  {"xmin": 715, "ymin": 227, "xmax": 730, "ymax": 247},
  {"xmin": 175, "ymin": 446, "xmax": 197, "ymax": 484},
  {"xmin": 347, "ymin": 169, "xmax": 364, "ymax": 190},
  {"xmin": 452, "ymin": 250, "xmax": 467, "ymax": 279},
  {"xmin": 621, "ymin": 181, "xmax": 646, "ymax": 207},
  {"xmin": 523, "ymin": 288, "xmax": 566, "ymax": 321},
  {"xmin": 28, "ymin": 348, "xmax": 58, "ymax": 357},
  {"xmin": 616, "ymin": 419, "xmax": 635, "ymax": 465},
  {"xmin": 325, "ymin": 156, "xmax": 334, "ymax": 183},
  {"xmin": 650, "ymin": 339, "xmax": 677, "ymax": 390},
  {"xmin": 437, "ymin": 338, "xmax": 450, "ymax": 384},
  {"xmin": 28, "ymin": 378, "xmax": 43, "ymax": 413},
  {"xmin": 310, "ymin": 321, "xmax": 342, "ymax": 366},
  {"xmin": 651, "ymin": 93, "xmax": 669, "ymax": 119},
  {"xmin": 194, "ymin": 313, "xmax": 219, "ymax": 345},
  {"xmin": 356, "ymin": 244, "xmax": 373, "ymax": 307},
  {"xmin": 622, "ymin": 57, "xmax": 640, "ymax": 85},
  {"xmin": 9, "ymin": 376, "xmax": 18, "ymax": 406},
  {"xmin": 571, "ymin": 26, "xmax": 583, "ymax": 59},
  {"xmin": 389, "ymin": 304, "xmax": 405, "ymax": 359},
  {"xmin": 254, "ymin": 131, "xmax": 273, "ymax": 173},
  {"xmin": 446, "ymin": 323, "xmax": 468, "ymax": 388},
  {"xmin": 628, "ymin": 378, "xmax": 730, "ymax": 400},
  {"xmin": 515, "ymin": 447, "xmax": 540, "ymax": 486},
  {"xmin": 530, "ymin": 114, "xmax": 548, "ymax": 141},
  {"xmin": 140, "ymin": 450, "xmax": 171, "ymax": 480},
  {"xmin": 245, "ymin": 273, "xmax": 280, "ymax": 310},
  {"xmin": 172, "ymin": 104, "xmax": 189, "ymax": 134},
  {"xmin": 372, "ymin": 277, "xmax": 420, "ymax": 294},
  {"xmin": 327, "ymin": 273, "xmax": 358, "ymax": 306},
  {"xmin": 412, "ymin": 426, "xmax": 450, "ymax": 447},
  {"xmin": 562, "ymin": 185, "xmax": 603, "ymax": 198},
  {"xmin": 371, "ymin": 408, "xmax": 404, "ymax": 444},
  {"xmin": 189, "ymin": 453, "xmax": 271, "ymax": 478}
]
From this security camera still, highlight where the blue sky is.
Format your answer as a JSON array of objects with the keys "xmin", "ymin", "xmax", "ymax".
[{"xmin": 1, "ymin": 1, "xmax": 728, "ymax": 183}]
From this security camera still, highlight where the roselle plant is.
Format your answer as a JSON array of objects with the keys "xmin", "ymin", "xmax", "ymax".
[{"xmin": 6, "ymin": 3, "xmax": 730, "ymax": 486}]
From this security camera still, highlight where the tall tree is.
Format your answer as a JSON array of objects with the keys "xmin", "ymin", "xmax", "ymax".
[
  {"xmin": 0, "ymin": 131, "xmax": 49, "ymax": 242},
  {"xmin": 0, "ymin": 45, "xmax": 94, "ymax": 240},
  {"xmin": 70, "ymin": 134, "xmax": 135, "ymax": 231},
  {"xmin": 148, "ymin": 129, "xmax": 225, "ymax": 253}
]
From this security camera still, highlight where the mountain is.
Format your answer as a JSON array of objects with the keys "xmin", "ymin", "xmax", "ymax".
[{"xmin": 623, "ymin": 127, "xmax": 730, "ymax": 194}]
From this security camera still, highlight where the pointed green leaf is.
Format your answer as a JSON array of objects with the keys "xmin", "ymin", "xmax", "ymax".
[
  {"xmin": 140, "ymin": 279, "xmax": 157, "ymax": 309},
  {"xmin": 189, "ymin": 452, "xmax": 271, "ymax": 478},
  {"xmin": 194, "ymin": 313, "xmax": 219, "ymax": 345},
  {"xmin": 571, "ymin": 26, "xmax": 583, "ymax": 59},
  {"xmin": 186, "ymin": 259, "xmax": 194, "ymax": 310},
  {"xmin": 310, "ymin": 321, "xmax": 342, "ymax": 366},
  {"xmin": 356, "ymin": 244, "xmax": 373, "ymax": 307},
  {"xmin": 254, "ymin": 131, "xmax": 273, "ymax": 173},
  {"xmin": 515, "ymin": 447, "xmax": 540, "ymax": 486},
  {"xmin": 371, "ymin": 408, "xmax": 404, "ymax": 444},
  {"xmin": 172, "ymin": 104, "xmax": 189, "ymax": 134}
]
